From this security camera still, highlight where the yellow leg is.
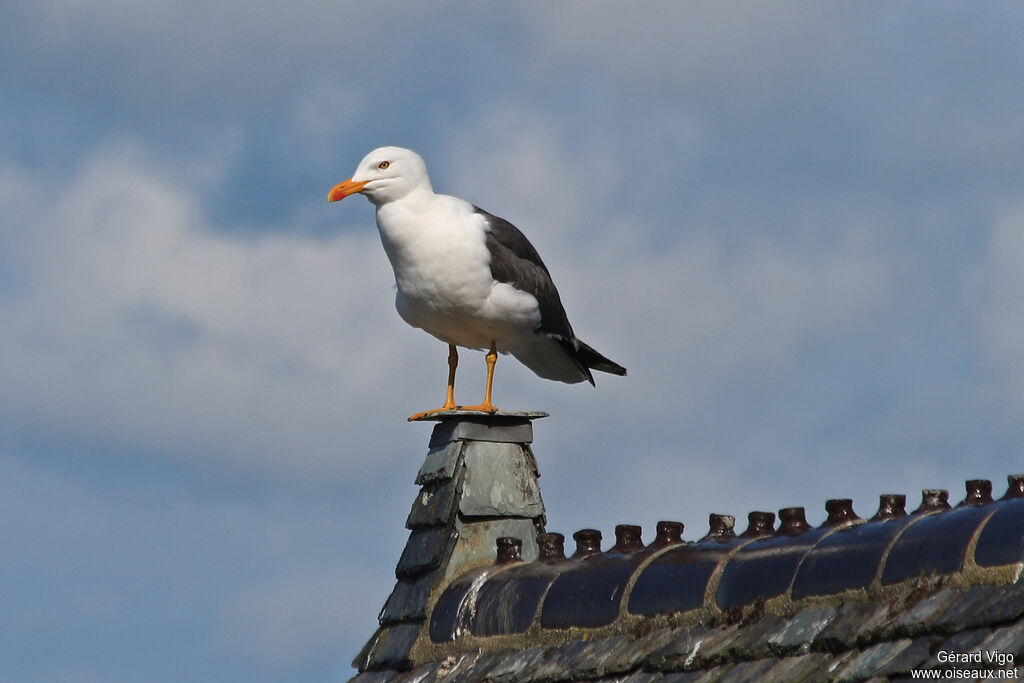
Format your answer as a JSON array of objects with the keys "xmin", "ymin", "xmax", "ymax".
[
  {"xmin": 458, "ymin": 341, "xmax": 498, "ymax": 414},
  {"xmin": 407, "ymin": 345, "xmax": 460, "ymax": 421}
]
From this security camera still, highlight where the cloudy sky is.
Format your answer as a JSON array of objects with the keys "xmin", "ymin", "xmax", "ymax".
[{"xmin": 4, "ymin": 2, "xmax": 1024, "ymax": 680}]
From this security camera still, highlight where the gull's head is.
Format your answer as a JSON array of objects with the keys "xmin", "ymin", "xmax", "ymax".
[{"xmin": 327, "ymin": 146, "xmax": 432, "ymax": 207}]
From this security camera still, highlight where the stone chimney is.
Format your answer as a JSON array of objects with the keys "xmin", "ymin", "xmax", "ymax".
[{"xmin": 354, "ymin": 411, "xmax": 548, "ymax": 671}]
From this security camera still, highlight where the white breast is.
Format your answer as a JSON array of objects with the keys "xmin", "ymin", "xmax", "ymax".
[{"xmin": 375, "ymin": 194, "xmax": 541, "ymax": 350}]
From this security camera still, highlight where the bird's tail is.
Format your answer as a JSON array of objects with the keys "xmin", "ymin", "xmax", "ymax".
[
  {"xmin": 576, "ymin": 340, "xmax": 627, "ymax": 380},
  {"xmin": 515, "ymin": 336, "xmax": 626, "ymax": 386}
]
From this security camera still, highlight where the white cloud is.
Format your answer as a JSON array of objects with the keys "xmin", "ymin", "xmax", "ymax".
[
  {"xmin": 516, "ymin": 2, "xmax": 858, "ymax": 100},
  {"xmin": 0, "ymin": 140, "xmax": 419, "ymax": 478},
  {"xmin": 581, "ymin": 232, "xmax": 884, "ymax": 382}
]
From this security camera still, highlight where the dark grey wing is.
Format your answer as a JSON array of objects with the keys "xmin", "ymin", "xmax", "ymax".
[
  {"xmin": 476, "ymin": 207, "xmax": 579, "ymax": 346},
  {"xmin": 476, "ymin": 207, "xmax": 627, "ymax": 384}
]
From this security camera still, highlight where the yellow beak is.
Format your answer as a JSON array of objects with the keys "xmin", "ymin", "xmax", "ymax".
[{"xmin": 327, "ymin": 178, "xmax": 368, "ymax": 202}]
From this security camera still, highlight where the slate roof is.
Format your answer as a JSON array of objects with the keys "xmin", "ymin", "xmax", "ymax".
[{"xmin": 348, "ymin": 412, "xmax": 1024, "ymax": 683}]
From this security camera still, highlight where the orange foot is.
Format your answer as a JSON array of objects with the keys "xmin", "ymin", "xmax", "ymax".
[{"xmin": 407, "ymin": 400, "xmax": 457, "ymax": 422}]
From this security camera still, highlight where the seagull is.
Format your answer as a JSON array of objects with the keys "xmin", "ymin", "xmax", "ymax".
[{"xmin": 328, "ymin": 146, "xmax": 626, "ymax": 420}]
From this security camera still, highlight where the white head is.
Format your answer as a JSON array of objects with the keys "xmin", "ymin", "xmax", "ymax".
[{"xmin": 327, "ymin": 146, "xmax": 433, "ymax": 207}]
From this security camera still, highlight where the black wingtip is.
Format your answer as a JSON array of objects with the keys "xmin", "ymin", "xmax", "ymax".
[{"xmin": 576, "ymin": 340, "xmax": 627, "ymax": 378}]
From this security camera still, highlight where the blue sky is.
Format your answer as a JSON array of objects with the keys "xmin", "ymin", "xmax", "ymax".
[{"xmin": 4, "ymin": 2, "xmax": 1024, "ymax": 681}]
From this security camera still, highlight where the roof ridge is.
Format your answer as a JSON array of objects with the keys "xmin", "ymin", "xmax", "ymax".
[{"xmin": 351, "ymin": 413, "xmax": 1024, "ymax": 679}]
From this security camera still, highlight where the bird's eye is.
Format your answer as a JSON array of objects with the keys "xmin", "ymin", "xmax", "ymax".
[{"xmin": 378, "ymin": 161, "xmax": 390, "ymax": 170}]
